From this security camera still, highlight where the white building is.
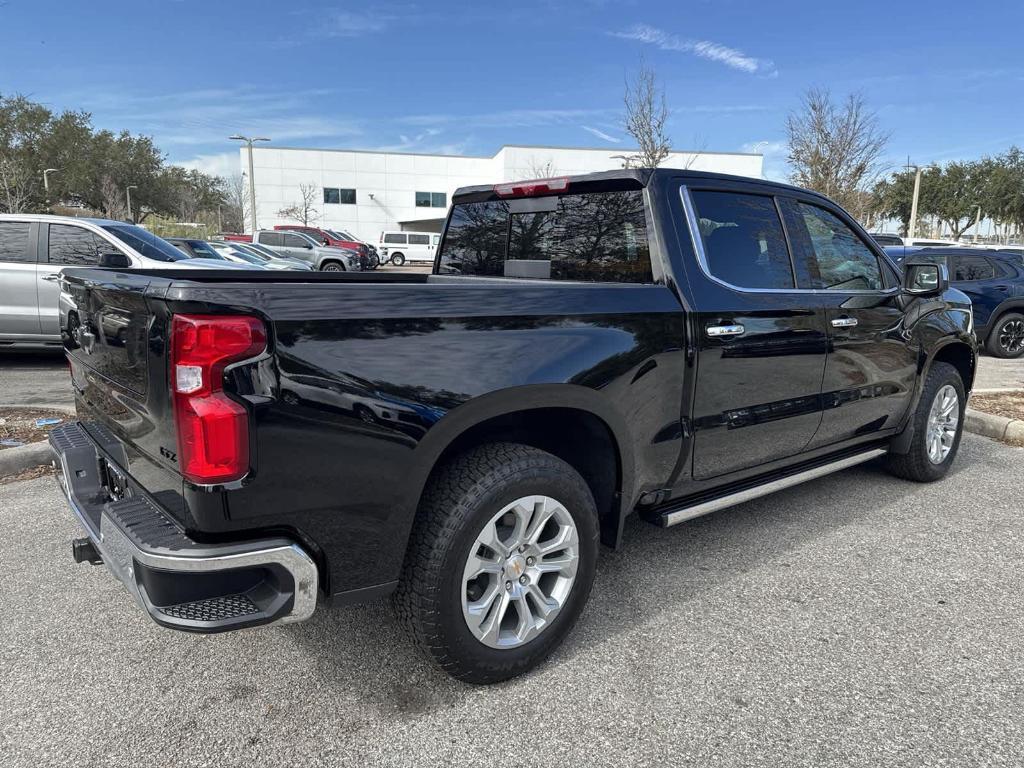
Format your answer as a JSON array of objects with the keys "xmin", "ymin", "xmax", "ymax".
[{"xmin": 243, "ymin": 144, "xmax": 763, "ymax": 241}]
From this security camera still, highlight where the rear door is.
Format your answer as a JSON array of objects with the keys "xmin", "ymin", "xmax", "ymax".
[
  {"xmin": 779, "ymin": 196, "xmax": 917, "ymax": 448},
  {"xmin": 38, "ymin": 223, "xmax": 107, "ymax": 336},
  {"xmin": 677, "ymin": 184, "xmax": 829, "ymax": 482},
  {"xmin": 947, "ymin": 253, "xmax": 1003, "ymax": 332},
  {"xmin": 0, "ymin": 220, "xmax": 41, "ymax": 339}
]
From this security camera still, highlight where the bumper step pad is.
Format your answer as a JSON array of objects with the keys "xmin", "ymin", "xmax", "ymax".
[{"xmin": 159, "ymin": 594, "xmax": 260, "ymax": 622}]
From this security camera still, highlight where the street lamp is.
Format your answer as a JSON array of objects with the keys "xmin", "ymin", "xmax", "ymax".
[
  {"xmin": 229, "ymin": 134, "xmax": 270, "ymax": 232},
  {"xmin": 125, "ymin": 185, "xmax": 138, "ymax": 223},
  {"xmin": 43, "ymin": 168, "xmax": 60, "ymax": 211},
  {"xmin": 907, "ymin": 162, "xmax": 938, "ymax": 240}
]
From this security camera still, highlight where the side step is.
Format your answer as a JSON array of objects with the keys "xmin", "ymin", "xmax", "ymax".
[{"xmin": 658, "ymin": 448, "xmax": 888, "ymax": 527}]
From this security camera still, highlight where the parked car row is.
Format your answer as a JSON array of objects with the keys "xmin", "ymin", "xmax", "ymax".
[
  {"xmin": 870, "ymin": 232, "xmax": 1024, "ymax": 255},
  {"xmin": 885, "ymin": 245, "xmax": 1024, "ymax": 358}
]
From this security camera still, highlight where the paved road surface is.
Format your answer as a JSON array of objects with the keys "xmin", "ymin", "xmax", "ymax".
[{"xmin": 2, "ymin": 434, "xmax": 1021, "ymax": 767}]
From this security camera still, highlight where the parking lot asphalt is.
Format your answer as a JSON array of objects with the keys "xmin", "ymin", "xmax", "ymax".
[
  {"xmin": 974, "ymin": 355, "xmax": 1024, "ymax": 391},
  {"xmin": 2, "ymin": 433, "xmax": 1022, "ymax": 767}
]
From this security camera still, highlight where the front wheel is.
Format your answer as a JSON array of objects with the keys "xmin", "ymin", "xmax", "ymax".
[
  {"xmin": 390, "ymin": 253, "xmax": 405, "ymax": 266},
  {"xmin": 986, "ymin": 312, "xmax": 1024, "ymax": 358},
  {"xmin": 321, "ymin": 261, "xmax": 345, "ymax": 272},
  {"xmin": 886, "ymin": 361, "xmax": 965, "ymax": 482},
  {"xmin": 394, "ymin": 443, "xmax": 598, "ymax": 683}
]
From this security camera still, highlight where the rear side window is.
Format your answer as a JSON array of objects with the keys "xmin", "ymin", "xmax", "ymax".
[
  {"xmin": 438, "ymin": 190, "xmax": 652, "ymax": 283},
  {"xmin": 786, "ymin": 202, "xmax": 884, "ymax": 290},
  {"xmin": 689, "ymin": 191, "xmax": 793, "ymax": 289},
  {"xmin": 384, "ymin": 233, "xmax": 406, "ymax": 244},
  {"xmin": 954, "ymin": 256, "xmax": 995, "ymax": 281},
  {"xmin": 408, "ymin": 234, "xmax": 430, "ymax": 245},
  {"xmin": 48, "ymin": 224, "xmax": 106, "ymax": 266},
  {"xmin": 0, "ymin": 221, "xmax": 32, "ymax": 263}
]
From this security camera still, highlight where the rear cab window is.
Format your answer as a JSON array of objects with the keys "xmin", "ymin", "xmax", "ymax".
[{"xmin": 438, "ymin": 187, "xmax": 653, "ymax": 283}]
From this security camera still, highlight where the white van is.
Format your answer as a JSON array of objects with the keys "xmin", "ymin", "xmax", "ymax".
[{"xmin": 379, "ymin": 231, "xmax": 440, "ymax": 266}]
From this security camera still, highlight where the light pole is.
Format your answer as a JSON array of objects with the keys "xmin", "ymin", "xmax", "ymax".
[
  {"xmin": 229, "ymin": 134, "xmax": 270, "ymax": 233},
  {"xmin": 125, "ymin": 184, "xmax": 138, "ymax": 223},
  {"xmin": 43, "ymin": 168, "xmax": 60, "ymax": 211},
  {"xmin": 907, "ymin": 163, "xmax": 938, "ymax": 240}
]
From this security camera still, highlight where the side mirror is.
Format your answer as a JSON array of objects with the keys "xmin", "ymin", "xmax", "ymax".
[
  {"xmin": 902, "ymin": 259, "xmax": 948, "ymax": 295},
  {"xmin": 98, "ymin": 252, "xmax": 132, "ymax": 269}
]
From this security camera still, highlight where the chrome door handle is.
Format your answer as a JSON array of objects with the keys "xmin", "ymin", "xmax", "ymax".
[
  {"xmin": 706, "ymin": 324, "xmax": 745, "ymax": 337},
  {"xmin": 41, "ymin": 274, "xmax": 61, "ymax": 282},
  {"xmin": 831, "ymin": 317, "xmax": 858, "ymax": 328}
]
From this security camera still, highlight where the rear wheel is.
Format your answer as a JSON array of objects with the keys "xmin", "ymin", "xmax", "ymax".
[
  {"xmin": 390, "ymin": 253, "xmax": 405, "ymax": 266},
  {"xmin": 886, "ymin": 361, "xmax": 965, "ymax": 482},
  {"xmin": 394, "ymin": 443, "xmax": 598, "ymax": 684},
  {"xmin": 321, "ymin": 261, "xmax": 345, "ymax": 272},
  {"xmin": 986, "ymin": 312, "xmax": 1024, "ymax": 358}
]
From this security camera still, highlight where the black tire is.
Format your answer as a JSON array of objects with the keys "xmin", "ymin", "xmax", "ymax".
[
  {"xmin": 321, "ymin": 261, "xmax": 345, "ymax": 272},
  {"xmin": 986, "ymin": 312, "xmax": 1024, "ymax": 358},
  {"xmin": 886, "ymin": 361, "xmax": 965, "ymax": 482},
  {"xmin": 394, "ymin": 442, "xmax": 599, "ymax": 684},
  {"xmin": 390, "ymin": 253, "xmax": 405, "ymax": 266}
]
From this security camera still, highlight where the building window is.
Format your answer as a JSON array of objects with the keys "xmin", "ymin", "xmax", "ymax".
[
  {"xmin": 415, "ymin": 191, "xmax": 447, "ymax": 208},
  {"xmin": 324, "ymin": 187, "xmax": 356, "ymax": 205}
]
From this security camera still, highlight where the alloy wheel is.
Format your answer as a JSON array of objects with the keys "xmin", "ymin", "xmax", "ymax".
[
  {"xmin": 461, "ymin": 495, "xmax": 579, "ymax": 649},
  {"xmin": 998, "ymin": 319, "xmax": 1024, "ymax": 355},
  {"xmin": 926, "ymin": 384, "xmax": 959, "ymax": 464}
]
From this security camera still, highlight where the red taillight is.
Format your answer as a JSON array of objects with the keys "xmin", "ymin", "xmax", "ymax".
[
  {"xmin": 170, "ymin": 314, "xmax": 266, "ymax": 484},
  {"xmin": 493, "ymin": 177, "xmax": 570, "ymax": 198}
]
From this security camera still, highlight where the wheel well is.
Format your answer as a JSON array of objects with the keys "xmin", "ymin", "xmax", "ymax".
[
  {"xmin": 319, "ymin": 260, "xmax": 344, "ymax": 270},
  {"xmin": 428, "ymin": 408, "xmax": 622, "ymax": 547},
  {"xmin": 932, "ymin": 342, "xmax": 975, "ymax": 392}
]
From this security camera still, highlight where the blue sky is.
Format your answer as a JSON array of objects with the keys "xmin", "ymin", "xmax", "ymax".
[{"xmin": 4, "ymin": 0, "xmax": 1024, "ymax": 181}]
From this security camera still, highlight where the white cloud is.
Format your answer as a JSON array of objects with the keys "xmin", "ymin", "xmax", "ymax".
[
  {"xmin": 400, "ymin": 108, "xmax": 615, "ymax": 129},
  {"xmin": 172, "ymin": 151, "xmax": 239, "ymax": 178},
  {"xmin": 611, "ymin": 24, "xmax": 777, "ymax": 77},
  {"xmin": 581, "ymin": 125, "xmax": 621, "ymax": 143},
  {"xmin": 325, "ymin": 10, "xmax": 390, "ymax": 37}
]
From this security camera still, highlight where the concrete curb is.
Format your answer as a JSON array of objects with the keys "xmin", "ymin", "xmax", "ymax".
[
  {"xmin": 0, "ymin": 441, "xmax": 54, "ymax": 479},
  {"xmin": 965, "ymin": 407, "xmax": 1024, "ymax": 442}
]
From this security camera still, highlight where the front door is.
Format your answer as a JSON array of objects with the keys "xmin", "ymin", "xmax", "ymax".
[
  {"xmin": 679, "ymin": 186, "xmax": 829, "ymax": 482},
  {"xmin": 778, "ymin": 197, "xmax": 917, "ymax": 448}
]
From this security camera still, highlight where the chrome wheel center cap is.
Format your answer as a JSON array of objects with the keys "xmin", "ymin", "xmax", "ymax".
[{"xmin": 504, "ymin": 555, "xmax": 527, "ymax": 579}]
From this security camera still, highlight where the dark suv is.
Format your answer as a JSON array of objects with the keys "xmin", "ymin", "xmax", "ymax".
[{"xmin": 887, "ymin": 247, "xmax": 1024, "ymax": 357}]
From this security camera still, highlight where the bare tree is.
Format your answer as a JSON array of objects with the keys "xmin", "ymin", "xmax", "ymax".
[
  {"xmin": 220, "ymin": 173, "xmax": 249, "ymax": 232},
  {"xmin": 277, "ymin": 182, "xmax": 319, "ymax": 225},
  {"xmin": 0, "ymin": 155, "xmax": 35, "ymax": 213},
  {"xmin": 621, "ymin": 57, "xmax": 671, "ymax": 169},
  {"xmin": 525, "ymin": 156, "xmax": 558, "ymax": 178},
  {"xmin": 100, "ymin": 174, "xmax": 126, "ymax": 220},
  {"xmin": 786, "ymin": 88, "xmax": 889, "ymax": 218}
]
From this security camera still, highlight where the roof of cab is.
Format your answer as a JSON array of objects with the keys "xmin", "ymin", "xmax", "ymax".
[{"xmin": 451, "ymin": 167, "xmax": 817, "ymax": 201}]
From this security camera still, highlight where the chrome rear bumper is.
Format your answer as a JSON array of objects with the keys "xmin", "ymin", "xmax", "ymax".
[{"xmin": 49, "ymin": 422, "xmax": 318, "ymax": 633}]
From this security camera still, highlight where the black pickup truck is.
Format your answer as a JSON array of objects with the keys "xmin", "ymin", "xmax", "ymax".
[{"xmin": 50, "ymin": 169, "xmax": 976, "ymax": 683}]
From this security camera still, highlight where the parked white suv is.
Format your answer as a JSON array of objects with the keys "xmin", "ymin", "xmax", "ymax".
[
  {"xmin": 0, "ymin": 214, "xmax": 244, "ymax": 348},
  {"xmin": 379, "ymin": 231, "xmax": 440, "ymax": 266}
]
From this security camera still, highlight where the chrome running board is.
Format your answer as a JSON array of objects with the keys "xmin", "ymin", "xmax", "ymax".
[{"xmin": 659, "ymin": 448, "xmax": 888, "ymax": 527}]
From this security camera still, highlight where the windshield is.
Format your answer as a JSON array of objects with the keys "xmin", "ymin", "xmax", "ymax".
[
  {"xmin": 222, "ymin": 248, "xmax": 266, "ymax": 265},
  {"xmin": 226, "ymin": 243, "xmax": 272, "ymax": 262},
  {"xmin": 327, "ymin": 229, "xmax": 354, "ymax": 241},
  {"xmin": 243, "ymin": 242, "xmax": 280, "ymax": 259},
  {"xmin": 101, "ymin": 225, "xmax": 188, "ymax": 262}
]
